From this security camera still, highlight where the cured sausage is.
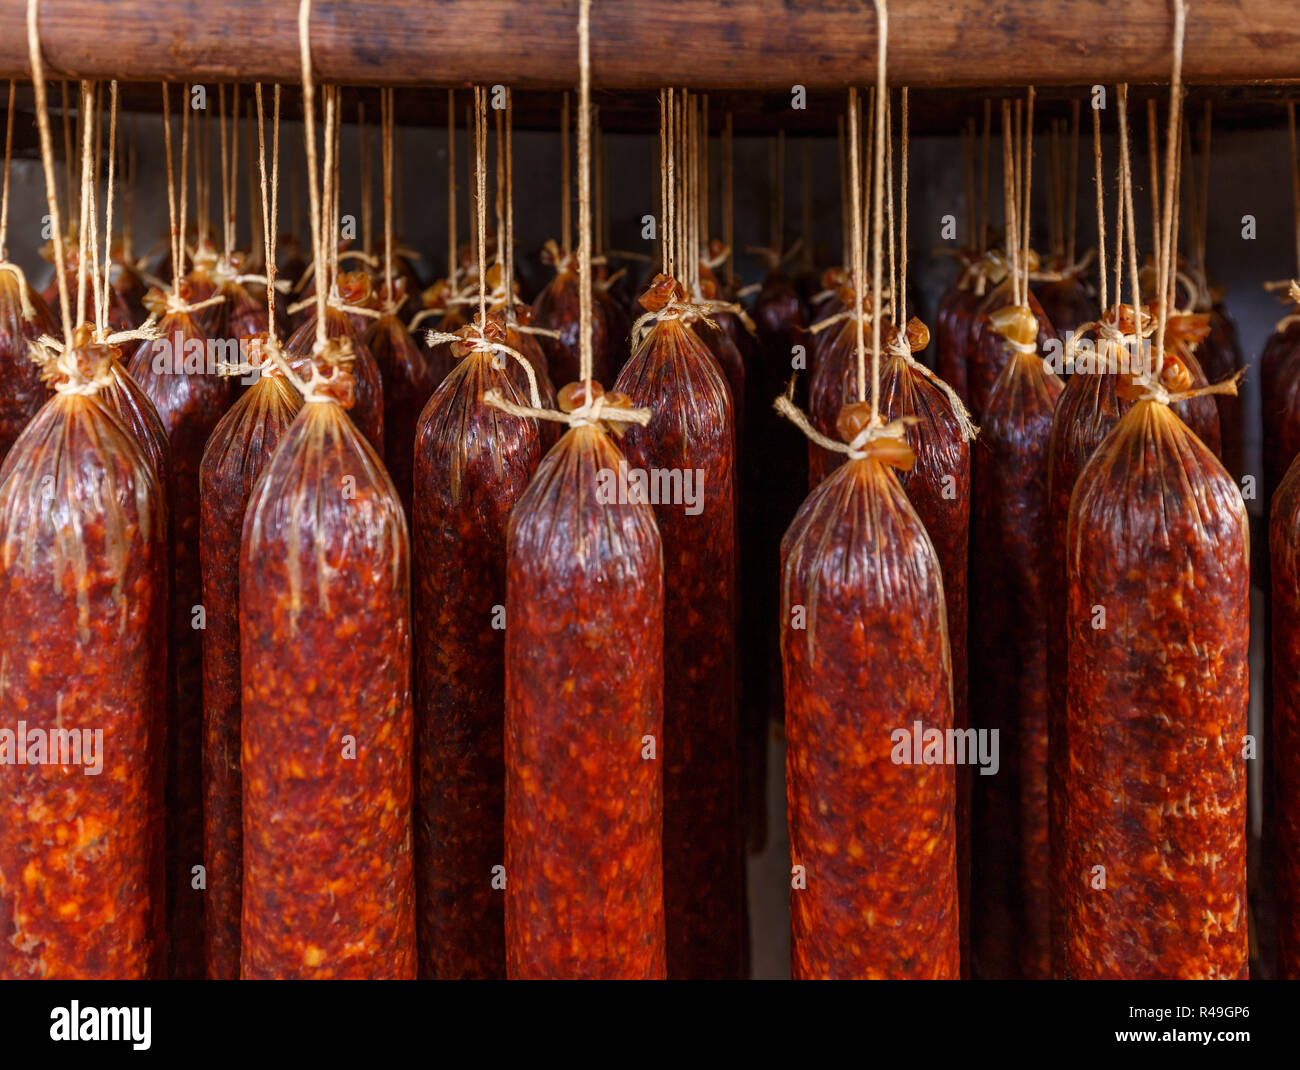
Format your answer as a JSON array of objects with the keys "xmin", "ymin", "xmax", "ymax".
[
  {"xmin": 1198, "ymin": 303, "xmax": 1243, "ymax": 477},
  {"xmin": 1162, "ymin": 313, "xmax": 1222, "ymax": 459},
  {"xmin": 1045, "ymin": 326, "xmax": 1128, "ymax": 979},
  {"xmin": 969, "ymin": 307, "xmax": 1062, "ymax": 979},
  {"xmin": 285, "ymin": 270, "xmax": 385, "ymax": 452},
  {"xmin": 695, "ymin": 268, "xmax": 746, "ymax": 445},
  {"xmin": 936, "ymin": 256, "xmax": 986, "ymax": 405},
  {"xmin": 412, "ymin": 341, "xmax": 540, "ymax": 979},
  {"xmin": 531, "ymin": 241, "xmax": 625, "ymax": 386},
  {"xmin": 0, "ymin": 341, "xmax": 167, "ymax": 979},
  {"xmin": 210, "ymin": 255, "xmax": 270, "ymax": 351},
  {"xmin": 1064, "ymin": 396, "xmax": 1249, "ymax": 979},
  {"xmin": 198, "ymin": 347, "xmax": 301, "ymax": 980},
  {"xmin": 1273, "ymin": 451, "xmax": 1300, "ymax": 979},
  {"xmin": 363, "ymin": 281, "xmax": 438, "ymax": 515},
  {"xmin": 1033, "ymin": 275, "xmax": 1097, "ymax": 340},
  {"xmin": 807, "ymin": 295, "xmax": 876, "ymax": 486},
  {"xmin": 127, "ymin": 282, "xmax": 234, "ymax": 979},
  {"xmin": 240, "ymin": 345, "xmax": 416, "ymax": 979},
  {"xmin": 875, "ymin": 320, "xmax": 973, "ymax": 976},
  {"xmin": 0, "ymin": 268, "xmax": 57, "ymax": 462},
  {"xmin": 497, "ymin": 308, "xmax": 560, "ymax": 451},
  {"xmin": 782, "ymin": 407, "xmax": 959, "ymax": 980},
  {"xmin": 505, "ymin": 383, "xmax": 665, "ymax": 980},
  {"xmin": 41, "ymin": 250, "xmax": 134, "ymax": 333},
  {"xmin": 613, "ymin": 275, "xmax": 742, "ymax": 979},
  {"xmin": 1265, "ymin": 330, "xmax": 1300, "ymax": 512},
  {"xmin": 102, "ymin": 357, "xmax": 170, "ymax": 482},
  {"xmin": 966, "ymin": 277, "xmax": 1056, "ymax": 420}
]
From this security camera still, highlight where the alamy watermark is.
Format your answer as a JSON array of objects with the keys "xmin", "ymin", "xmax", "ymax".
[
  {"xmin": 147, "ymin": 331, "xmax": 263, "ymax": 384},
  {"xmin": 890, "ymin": 720, "xmax": 999, "ymax": 776},
  {"xmin": 595, "ymin": 460, "xmax": 706, "ymax": 516},
  {"xmin": 0, "ymin": 722, "xmax": 104, "ymax": 775}
]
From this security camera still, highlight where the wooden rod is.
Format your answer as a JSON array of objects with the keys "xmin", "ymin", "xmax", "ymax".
[{"xmin": 5, "ymin": 1, "xmax": 1300, "ymax": 88}]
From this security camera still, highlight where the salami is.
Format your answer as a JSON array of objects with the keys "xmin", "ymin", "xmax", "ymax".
[
  {"xmin": 102, "ymin": 357, "xmax": 170, "ymax": 482},
  {"xmin": 1033, "ymin": 275, "xmax": 1096, "ymax": 340},
  {"xmin": 363, "ymin": 280, "xmax": 438, "ymax": 515},
  {"xmin": 1197, "ymin": 302, "xmax": 1242, "ymax": 476},
  {"xmin": 183, "ymin": 244, "xmax": 223, "ymax": 333},
  {"xmin": 876, "ymin": 320, "xmax": 973, "ymax": 974},
  {"xmin": 1045, "ymin": 322, "xmax": 1128, "ymax": 978},
  {"xmin": 41, "ymin": 251, "xmax": 134, "ymax": 333},
  {"xmin": 504, "ymin": 383, "xmax": 665, "ymax": 980},
  {"xmin": 694, "ymin": 269, "xmax": 746, "ymax": 445},
  {"xmin": 210, "ymin": 254, "xmax": 270, "ymax": 354},
  {"xmin": 966, "ymin": 277, "xmax": 1056, "ymax": 420},
  {"xmin": 1161, "ymin": 312, "xmax": 1222, "ymax": 458},
  {"xmin": 285, "ymin": 270, "xmax": 385, "ymax": 453},
  {"xmin": 0, "ymin": 342, "xmax": 167, "ymax": 979},
  {"xmin": 807, "ymin": 293, "xmax": 877, "ymax": 486},
  {"xmin": 531, "ymin": 241, "xmax": 624, "ymax": 386},
  {"xmin": 782, "ymin": 407, "xmax": 959, "ymax": 980},
  {"xmin": 1264, "ymin": 321, "xmax": 1300, "ymax": 510},
  {"xmin": 497, "ymin": 307, "xmax": 559, "ymax": 448},
  {"xmin": 0, "ymin": 268, "xmax": 57, "ymax": 462},
  {"xmin": 412, "ymin": 341, "xmax": 540, "ymax": 979},
  {"xmin": 935, "ymin": 266, "xmax": 980, "ymax": 406},
  {"xmin": 1273, "ymin": 451, "xmax": 1300, "ymax": 979},
  {"xmin": 969, "ymin": 307, "xmax": 1062, "ymax": 979},
  {"xmin": 240, "ymin": 343, "xmax": 416, "ymax": 979},
  {"xmin": 198, "ymin": 346, "xmax": 301, "ymax": 980},
  {"xmin": 127, "ymin": 283, "xmax": 234, "ymax": 979},
  {"xmin": 612, "ymin": 276, "xmax": 741, "ymax": 979},
  {"xmin": 1064, "ymin": 396, "xmax": 1249, "ymax": 979},
  {"xmin": 415, "ymin": 277, "xmax": 462, "ymax": 387}
]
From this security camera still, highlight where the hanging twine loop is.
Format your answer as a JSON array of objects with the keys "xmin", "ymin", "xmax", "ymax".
[
  {"xmin": 630, "ymin": 273, "xmax": 720, "ymax": 349},
  {"xmin": 884, "ymin": 316, "xmax": 979, "ymax": 442},
  {"xmin": 774, "ymin": 380, "xmax": 916, "ymax": 465},
  {"xmin": 45, "ymin": 343, "xmax": 117, "ymax": 396},
  {"xmin": 215, "ymin": 330, "xmax": 289, "ymax": 380},
  {"xmin": 425, "ymin": 313, "xmax": 545, "ymax": 409},
  {"xmin": 485, "ymin": 379, "xmax": 651, "ymax": 436}
]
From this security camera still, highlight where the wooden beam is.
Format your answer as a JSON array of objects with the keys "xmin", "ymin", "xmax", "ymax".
[{"xmin": 1, "ymin": 1, "xmax": 1298, "ymax": 90}]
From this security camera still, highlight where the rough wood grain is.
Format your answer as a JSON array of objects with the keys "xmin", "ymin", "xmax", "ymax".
[{"xmin": 2, "ymin": 1, "xmax": 1298, "ymax": 90}]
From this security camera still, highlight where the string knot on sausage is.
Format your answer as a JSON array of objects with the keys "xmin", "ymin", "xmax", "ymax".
[
  {"xmin": 483, "ymin": 377, "xmax": 651, "ymax": 435},
  {"xmin": 884, "ymin": 320, "xmax": 979, "ymax": 442},
  {"xmin": 774, "ymin": 380, "xmax": 916, "ymax": 467},
  {"xmin": 425, "ymin": 316, "xmax": 545, "ymax": 408}
]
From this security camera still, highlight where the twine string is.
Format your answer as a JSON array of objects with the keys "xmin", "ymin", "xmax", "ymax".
[{"xmin": 26, "ymin": 0, "xmax": 72, "ymax": 346}]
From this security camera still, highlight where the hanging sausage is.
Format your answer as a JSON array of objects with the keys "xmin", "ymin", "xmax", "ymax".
[
  {"xmin": 362, "ymin": 90, "xmax": 436, "ymax": 514},
  {"xmin": 780, "ymin": 73, "xmax": 958, "ymax": 980},
  {"xmin": 611, "ymin": 87, "xmax": 741, "ymax": 980},
  {"xmin": 0, "ymin": 83, "xmax": 58, "ymax": 462},
  {"xmin": 240, "ymin": 36, "xmax": 415, "ymax": 978},
  {"xmin": 0, "ymin": 38, "xmax": 166, "ymax": 979},
  {"xmin": 1046, "ymin": 101, "xmax": 1131, "ymax": 978},
  {"xmin": 1064, "ymin": 72, "xmax": 1248, "ymax": 980},
  {"xmin": 968, "ymin": 95, "xmax": 1062, "ymax": 980},
  {"xmin": 198, "ymin": 85, "xmax": 301, "ymax": 981},
  {"xmin": 411, "ymin": 84, "xmax": 542, "ymax": 981},
  {"xmin": 125, "ymin": 86, "xmax": 233, "ymax": 978},
  {"xmin": 284, "ymin": 88, "xmax": 384, "ymax": 453},
  {"xmin": 532, "ymin": 95, "xmax": 625, "ymax": 387},
  {"xmin": 501, "ymin": 11, "xmax": 665, "ymax": 977}
]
